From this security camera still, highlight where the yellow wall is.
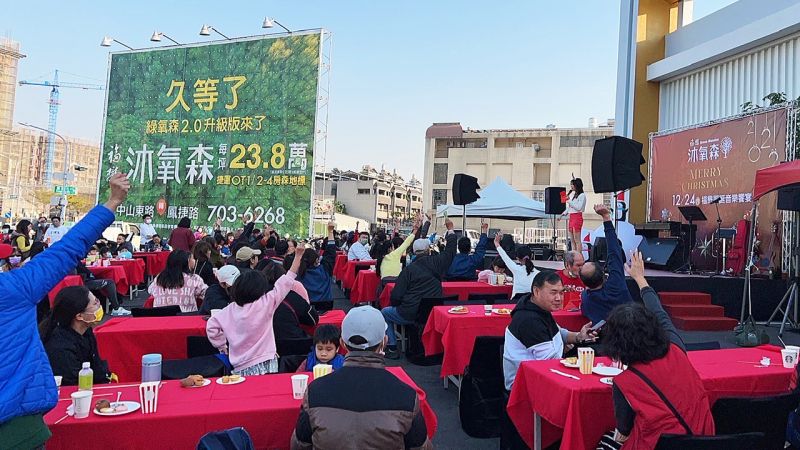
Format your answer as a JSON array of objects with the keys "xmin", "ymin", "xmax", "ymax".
[{"xmin": 629, "ymin": 0, "xmax": 673, "ymax": 223}]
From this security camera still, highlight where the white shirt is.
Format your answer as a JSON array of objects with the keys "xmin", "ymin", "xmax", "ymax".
[
  {"xmin": 347, "ymin": 241, "xmax": 371, "ymax": 261},
  {"xmin": 503, "ymin": 326, "xmax": 567, "ymax": 390},
  {"xmin": 140, "ymin": 222, "xmax": 157, "ymax": 241},
  {"xmin": 496, "ymin": 246, "xmax": 539, "ymax": 298},
  {"xmin": 565, "ymin": 192, "xmax": 587, "ymax": 215},
  {"xmin": 43, "ymin": 225, "xmax": 68, "ymax": 244}
]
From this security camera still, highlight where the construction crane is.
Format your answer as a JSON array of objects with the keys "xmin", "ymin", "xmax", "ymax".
[{"xmin": 19, "ymin": 70, "xmax": 104, "ymax": 186}]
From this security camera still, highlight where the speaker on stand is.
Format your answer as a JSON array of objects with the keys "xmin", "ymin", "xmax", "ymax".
[
  {"xmin": 451, "ymin": 173, "xmax": 481, "ymax": 233},
  {"xmin": 544, "ymin": 187, "xmax": 566, "ymax": 260},
  {"xmin": 766, "ymin": 186, "xmax": 800, "ymax": 335},
  {"xmin": 591, "ymin": 136, "xmax": 646, "ymax": 230}
]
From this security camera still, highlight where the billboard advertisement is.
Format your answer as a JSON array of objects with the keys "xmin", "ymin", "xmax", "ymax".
[
  {"xmin": 649, "ymin": 107, "xmax": 787, "ymax": 269},
  {"xmin": 98, "ymin": 32, "xmax": 322, "ymax": 236}
]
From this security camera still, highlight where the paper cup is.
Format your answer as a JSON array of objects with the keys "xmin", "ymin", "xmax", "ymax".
[
  {"xmin": 71, "ymin": 390, "xmax": 92, "ymax": 419},
  {"xmin": 291, "ymin": 374, "xmax": 309, "ymax": 399},
  {"xmin": 483, "ymin": 305, "xmax": 492, "ymax": 316},
  {"xmin": 54, "ymin": 375, "xmax": 62, "ymax": 396},
  {"xmin": 577, "ymin": 347, "xmax": 595, "ymax": 375},
  {"xmin": 313, "ymin": 364, "xmax": 333, "ymax": 379},
  {"xmin": 783, "ymin": 349, "xmax": 797, "ymax": 368},
  {"xmin": 786, "ymin": 346, "xmax": 800, "ymax": 366},
  {"xmin": 497, "ymin": 274, "xmax": 506, "ymax": 285}
]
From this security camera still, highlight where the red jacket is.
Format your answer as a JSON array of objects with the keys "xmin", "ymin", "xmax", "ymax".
[
  {"xmin": 614, "ymin": 344, "xmax": 714, "ymax": 449},
  {"xmin": 169, "ymin": 227, "xmax": 196, "ymax": 252}
]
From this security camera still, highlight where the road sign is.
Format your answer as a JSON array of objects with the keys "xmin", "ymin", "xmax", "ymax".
[
  {"xmin": 53, "ymin": 172, "xmax": 75, "ymax": 182},
  {"xmin": 54, "ymin": 185, "xmax": 77, "ymax": 195}
]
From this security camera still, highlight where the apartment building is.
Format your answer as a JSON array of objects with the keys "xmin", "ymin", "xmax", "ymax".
[{"xmin": 423, "ymin": 121, "xmax": 614, "ymax": 237}]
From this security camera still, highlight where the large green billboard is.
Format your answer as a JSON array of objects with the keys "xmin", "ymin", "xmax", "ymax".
[{"xmin": 98, "ymin": 32, "xmax": 322, "ymax": 236}]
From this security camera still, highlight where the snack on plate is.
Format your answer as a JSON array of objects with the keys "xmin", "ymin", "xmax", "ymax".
[
  {"xmin": 221, "ymin": 376, "xmax": 231, "ymax": 384},
  {"xmin": 95, "ymin": 399, "xmax": 111, "ymax": 411},
  {"xmin": 564, "ymin": 357, "xmax": 578, "ymax": 365},
  {"xmin": 449, "ymin": 306, "xmax": 467, "ymax": 313},
  {"xmin": 180, "ymin": 374, "xmax": 205, "ymax": 387},
  {"xmin": 100, "ymin": 407, "xmax": 114, "ymax": 414},
  {"xmin": 114, "ymin": 404, "xmax": 128, "ymax": 412},
  {"xmin": 494, "ymin": 308, "xmax": 511, "ymax": 315},
  {"xmin": 229, "ymin": 374, "xmax": 241, "ymax": 382}
]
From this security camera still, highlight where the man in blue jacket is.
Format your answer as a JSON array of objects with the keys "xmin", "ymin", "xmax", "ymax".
[
  {"xmin": 579, "ymin": 204, "xmax": 633, "ymax": 324},
  {"xmin": 0, "ymin": 173, "xmax": 130, "ymax": 449},
  {"xmin": 445, "ymin": 222, "xmax": 488, "ymax": 280}
]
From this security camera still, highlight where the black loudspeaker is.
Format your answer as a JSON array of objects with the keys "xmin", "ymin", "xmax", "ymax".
[
  {"xmin": 638, "ymin": 237, "xmax": 682, "ymax": 271},
  {"xmin": 544, "ymin": 187, "xmax": 566, "ymax": 215},
  {"xmin": 778, "ymin": 186, "xmax": 800, "ymax": 211},
  {"xmin": 453, "ymin": 173, "xmax": 481, "ymax": 205},
  {"xmin": 591, "ymin": 136, "xmax": 646, "ymax": 193}
]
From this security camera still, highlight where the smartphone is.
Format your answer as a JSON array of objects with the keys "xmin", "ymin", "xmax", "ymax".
[{"xmin": 590, "ymin": 320, "xmax": 606, "ymax": 331}]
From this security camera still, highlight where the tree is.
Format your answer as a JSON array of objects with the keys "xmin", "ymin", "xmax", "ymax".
[
  {"xmin": 66, "ymin": 194, "xmax": 95, "ymax": 216},
  {"xmin": 334, "ymin": 200, "xmax": 347, "ymax": 214}
]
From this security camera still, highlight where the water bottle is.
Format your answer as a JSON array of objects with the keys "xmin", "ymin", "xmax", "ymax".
[
  {"xmin": 78, "ymin": 362, "xmax": 93, "ymax": 391},
  {"xmin": 141, "ymin": 353, "xmax": 162, "ymax": 383}
]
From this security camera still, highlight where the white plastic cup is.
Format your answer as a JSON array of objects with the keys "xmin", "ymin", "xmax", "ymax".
[
  {"xmin": 484, "ymin": 305, "xmax": 492, "ymax": 316},
  {"xmin": 71, "ymin": 390, "xmax": 92, "ymax": 419},
  {"xmin": 782, "ymin": 349, "xmax": 796, "ymax": 369},
  {"xmin": 54, "ymin": 375, "xmax": 62, "ymax": 396},
  {"xmin": 786, "ymin": 346, "xmax": 800, "ymax": 366},
  {"xmin": 488, "ymin": 273, "xmax": 497, "ymax": 285},
  {"xmin": 291, "ymin": 374, "xmax": 309, "ymax": 399}
]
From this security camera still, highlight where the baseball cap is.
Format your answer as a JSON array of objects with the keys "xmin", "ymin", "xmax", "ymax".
[
  {"xmin": 341, "ymin": 306, "xmax": 387, "ymax": 350},
  {"xmin": 214, "ymin": 265, "xmax": 240, "ymax": 286},
  {"xmin": 412, "ymin": 238, "xmax": 430, "ymax": 253},
  {"xmin": 235, "ymin": 247, "xmax": 261, "ymax": 261},
  {"xmin": 0, "ymin": 244, "xmax": 12, "ymax": 259}
]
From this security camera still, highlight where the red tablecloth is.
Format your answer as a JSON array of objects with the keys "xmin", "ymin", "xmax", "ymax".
[
  {"xmin": 507, "ymin": 346, "xmax": 793, "ymax": 450},
  {"xmin": 341, "ymin": 259, "xmax": 376, "ymax": 290},
  {"xmin": 111, "ymin": 259, "xmax": 146, "ymax": 288},
  {"xmin": 299, "ymin": 309, "xmax": 346, "ymax": 336},
  {"xmin": 422, "ymin": 304, "xmax": 589, "ymax": 378},
  {"xmin": 48, "ymin": 275, "xmax": 84, "ymax": 307},
  {"xmin": 133, "ymin": 251, "xmax": 170, "ymax": 276},
  {"xmin": 379, "ymin": 281, "xmax": 513, "ymax": 308},
  {"xmin": 96, "ymin": 316, "xmax": 207, "ymax": 382},
  {"xmin": 44, "ymin": 367, "xmax": 436, "ymax": 450},
  {"xmin": 332, "ymin": 254, "xmax": 348, "ymax": 280},
  {"xmin": 87, "ymin": 265, "xmax": 130, "ymax": 296},
  {"xmin": 350, "ymin": 270, "xmax": 380, "ymax": 304}
]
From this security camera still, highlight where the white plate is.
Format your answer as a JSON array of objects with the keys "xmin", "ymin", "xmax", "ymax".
[
  {"xmin": 559, "ymin": 359, "xmax": 580, "ymax": 369},
  {"xmin": 93, "ymin": 401, "xmax": 141, "ymax": 416},
  {"xmin": 216, "ymin": 376, "xmax": 246, "ymax": 385},
  {"xmin": 448, "ymin": 308, "xmax": 469, "ymax": 314},
  {"xmin": 186, "ymin": 378, "xmax": 211, "ymax": 388},
  {"xmin": 592, "ymin": 366, "xmax": 623, "ymax": 377},
  {"xmin": 492, "ymin": 309, "xmax": 512, "ymax": 315},
  {"xmin": 599, "ymin": 377, "xmax": 614, "ymax": 386}
]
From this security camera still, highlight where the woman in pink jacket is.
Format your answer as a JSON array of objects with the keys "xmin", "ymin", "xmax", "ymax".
[{"xmin": 206, "ymin": 247, "xmax": 305, "ymax": 375}]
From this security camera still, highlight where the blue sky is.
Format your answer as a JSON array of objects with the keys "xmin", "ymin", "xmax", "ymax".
[{"xmin": 3, "ymin": 0, "xmax": 736, "ymax": 180}]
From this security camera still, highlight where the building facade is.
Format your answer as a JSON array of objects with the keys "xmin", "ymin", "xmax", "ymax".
[
  {"xmin": 422, "ymin": 121, "xmax": 614, "ymax": 239},
  {"xmin": 315, "ymin": 165, "xmax": 423, "ymax": 229},
  {"xmin": 0, "ymin": 38, "xmax": 101, "ymax": 220}
]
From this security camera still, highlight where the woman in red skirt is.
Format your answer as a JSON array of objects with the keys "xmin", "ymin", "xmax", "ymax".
[{"xmin": 562, "ymin": 178, "xmax": 586, "ymax": 252}]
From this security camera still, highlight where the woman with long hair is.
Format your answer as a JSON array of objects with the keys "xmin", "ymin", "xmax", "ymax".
[
  {"xmin": 562, "ymin": 178, "xmax": 587, "ymax": 252},
  {"xmin": 148, "ymin": 249, "xmax": 207, "ymax": 312},
  {"xmin": 168, "ymin": 216, "xmax": 196, "ymax": 252},
  {"xmin": 204, "ymin": 235, "xmax": 225, "ymax": 268},
  {"xmin": 192, "ymin": 241, "xmax": 217, "ymax": 286},
  {"xmin": 597, "ymin": 252, "xmax": 713, "ymax": 449},
  {"xmin": 41, "ymin": 286, "xmax": 114, "ymax": 385},
  {"xmin": 494, "ymin": 233, "xmax": 539, "ymax": 299},
  {"xmin": 12, "ymin": 219, "xmax": 33, "ymax": 258}
]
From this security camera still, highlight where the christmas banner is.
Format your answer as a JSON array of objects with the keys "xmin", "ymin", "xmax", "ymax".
[{"xmin": 98, "ymin": 32, "xmax": 322, "ymax": 236}]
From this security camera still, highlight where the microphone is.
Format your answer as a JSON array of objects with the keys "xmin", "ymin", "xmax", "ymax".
[{"xmin": 710, "ymin": 197, "xmax": 721, "ymax": 204}]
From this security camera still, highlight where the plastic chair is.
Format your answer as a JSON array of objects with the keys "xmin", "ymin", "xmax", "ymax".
[
  {"xmin": 459, "ymin": 336, "xmax": 505, "ymax": 438},
  {"xmin": 467, "ymin": 293, "xmax": 511, "ymax": 305},
  {"xmin": 654, "ymin": 432, "xmax": 765, "ymax": 449},
  {"xmin": 131, "ymin": 305, "xmax": 181, "ymax": 317},
  {"xmin": 684, "ymin": 341, "xmax": 721, "ymax": 351},
  {"xmin": 711, "ymin": 392, "xmax": 800, "ymax": 449},
  {"xmin": 196, "ymin": 427, "xmax": 255, "ymax": 450},
  {"xmin": 187, "ymin": 336, "xmax": 218, "ymax": 358},
  {"xmin": 162, "ymin": 355, "xmax": 226, "ymax": 380}
]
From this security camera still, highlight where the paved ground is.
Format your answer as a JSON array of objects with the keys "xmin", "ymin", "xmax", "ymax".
[{"xmin": 116, "ymin": 279, "xmax": 800, "ymax": 450}]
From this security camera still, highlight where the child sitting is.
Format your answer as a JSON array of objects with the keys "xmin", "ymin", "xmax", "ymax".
[
  {"xmin": 296, "ymin": 324, "xmax": 346, "ymax": 372},
  {"xmin": 207, "ymin": 247, "xmax": 305, "ymax": 376},
  {"xmin": 477, "ymin": 256, "xmax": 507, "ymax": 282}
]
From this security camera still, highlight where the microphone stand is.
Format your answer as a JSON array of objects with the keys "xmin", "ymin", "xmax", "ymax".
[{"xmin": 713, "ymin": 201, "xmax": 723, "ymax": 276}]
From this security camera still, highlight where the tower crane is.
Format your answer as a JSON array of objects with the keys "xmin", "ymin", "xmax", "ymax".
[{"xmin": 18, "ymin": 70, "xmax": 104, "ymax": 186}]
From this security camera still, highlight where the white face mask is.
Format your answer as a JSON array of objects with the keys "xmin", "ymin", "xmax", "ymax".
[
  {"xmin": 359, "ymin": 237, "xmax": 368, "ymax": 245},
  {"xmin": 145, "ymin": 219, "xmax": 151, "ymax": 224}
]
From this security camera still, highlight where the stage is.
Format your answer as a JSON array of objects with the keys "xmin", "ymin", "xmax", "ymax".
[{"xmin": 533, "ymin": 260, "xmax": 790, "ymax": 322}]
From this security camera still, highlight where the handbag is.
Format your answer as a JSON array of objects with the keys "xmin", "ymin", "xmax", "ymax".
[{"xmin": 734, "ymin": 315, "xmax": 770, "ymax": 347}]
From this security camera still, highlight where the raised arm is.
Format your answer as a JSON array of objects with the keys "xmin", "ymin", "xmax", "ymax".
[
  {"xmin": 594, "ymin": 205, "xmax": 626, "ymax": 296},
  {"xmin": 494, "ymin": 233, "xmax": 521, "ymax": 276},
  {"xmin": 320, "ymin": 222, "xmax": 338, "ymax": 275},
  {"xmin": 471, "ymin": 223, "xmax": 489, "ymax": 266},
  {"xmin": 432, "ymin": 219, "xmax": 457, "ymax": 275}
]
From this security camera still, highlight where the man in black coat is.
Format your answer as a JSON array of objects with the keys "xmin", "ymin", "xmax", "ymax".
[{"xmin": 382, "ymin": 218, "xmax": 456, "ymax": 359}]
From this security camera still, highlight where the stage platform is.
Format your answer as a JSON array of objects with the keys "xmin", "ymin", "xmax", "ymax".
[{"xmin": 533, "ymin": 260, "xmax": 789, "ymax": 322}]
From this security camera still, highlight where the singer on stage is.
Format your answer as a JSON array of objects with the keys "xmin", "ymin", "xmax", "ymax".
[{"xmin": 562, "ymin": 178, "xmax": 587, "ymax": 252}]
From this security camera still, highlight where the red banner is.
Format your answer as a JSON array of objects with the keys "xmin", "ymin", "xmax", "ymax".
[{"xmin": 649, "ymin": 108, "xmax": 787, "ymax": 270}]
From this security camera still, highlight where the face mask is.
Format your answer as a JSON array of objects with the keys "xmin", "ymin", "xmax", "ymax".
[
  {"xmin": 359, "ymin": 238, "xmax": 368, "ymax": 245},
  {"xmin": 82, "ymin": 307, "xmax": 104, "ymax": 324},
  {"xmin": 145, "ymin": 219, "xmax": 151, "ymax": 224}
]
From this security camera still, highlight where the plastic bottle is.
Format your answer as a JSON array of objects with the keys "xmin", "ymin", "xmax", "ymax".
[{"xmin": 78, "ymin": 362, "xmax": 93, "ymax": 391}]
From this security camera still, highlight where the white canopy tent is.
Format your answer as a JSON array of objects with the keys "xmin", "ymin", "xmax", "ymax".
[{"xmin": 435, "ymin": 177, "xmax": 547, "ymax": 220}]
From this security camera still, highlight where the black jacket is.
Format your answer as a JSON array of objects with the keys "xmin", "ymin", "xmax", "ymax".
[
  {"xmin": 193, "ymin": 259, "xmax": 217, "ymax": 287},
  {"xmin": 44, "ymin": 327, "xmax": 110, "ymax": 386},
  {"xmin": 199, "ymin": 284, "xmax": 231, "ymax": 315},
  {"xmin": 273, "ymin": 291, "xmax": 319, "ymax": 341},
  {"xmin": 390, "ymin": 232, "xmax": 457, "ymax": 321}
]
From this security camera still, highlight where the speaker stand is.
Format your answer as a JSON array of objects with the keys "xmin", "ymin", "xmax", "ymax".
[
  {"xmin": 549, "ymin": 214, "xmax": 558, "ymax": 261},
  {"xmin": 765, "ymin": 247, "xmax": 800, "ymax": 335}
]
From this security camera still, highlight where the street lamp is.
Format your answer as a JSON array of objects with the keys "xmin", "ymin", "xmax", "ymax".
[
  {"xmin": 262, "ymin": 17, "xmax": 292, "ymax": 33},
  {"xmin": 199, "ymin": 25, "xmax": 231, "ymax": 40},
  {"xmin": 100, "ymin": 36, "xmax": 135, "ymax": 50},
  {"xmin": 19, "ymin": 122, "xmax": 71, "ymax": 221},
  {"xmin": 150, "ymin": 31, "xmax": 182, "ymax": 45}
]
